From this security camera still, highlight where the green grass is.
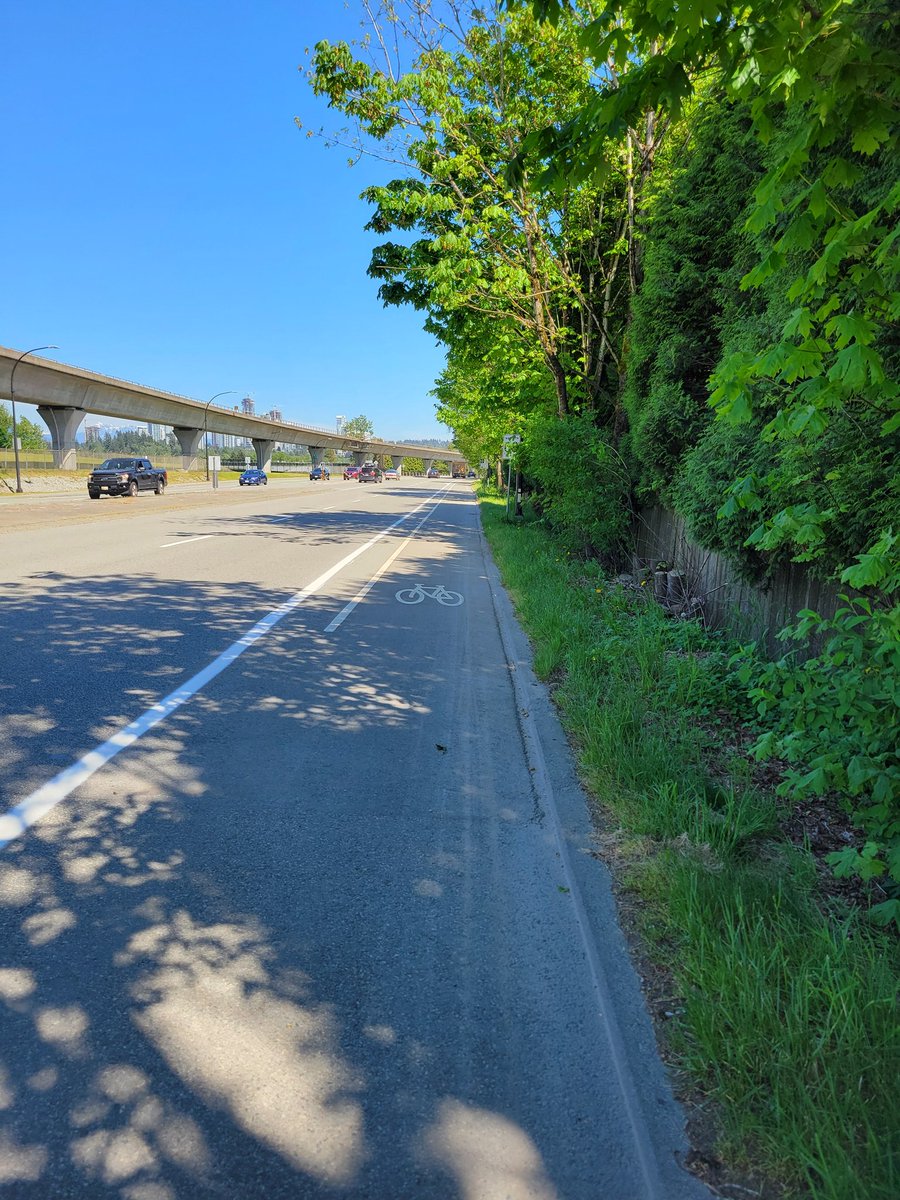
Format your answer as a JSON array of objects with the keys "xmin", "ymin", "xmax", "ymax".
[{"xmin": 478, "ymin": 491, "xmax": 899, "ymax": 1200}]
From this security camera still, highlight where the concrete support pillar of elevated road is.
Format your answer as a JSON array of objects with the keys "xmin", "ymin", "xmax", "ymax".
[
  {"xmin": 172, "ymin": 426, "xmax": 203, "ymax": 470},
  {"xmin": 36, "ymin": 405, "xmax": 82, "ymax": 470},
  {"xmin": 352, "ymin": 451, "xmax": 367, "ymax": 467},
  {"xmin": 422, "ymin": 458, "xmax": 434, "ymax": 476},
  {"xmin": 308, "ymin": 446, "xmax": 324, "ymax": 467},
  {"xmin": 252, "ymin": 439, "xmax": 275, "ymax": 472}
]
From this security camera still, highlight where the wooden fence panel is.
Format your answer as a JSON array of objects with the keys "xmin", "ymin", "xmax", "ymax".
[{"xmin": 633, "ymin": 507, "xmax": 841, "ymax": 655}]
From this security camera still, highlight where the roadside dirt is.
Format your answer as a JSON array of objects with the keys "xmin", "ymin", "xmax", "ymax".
[
  {"xmin": 0, "ymin": 471, "xmax": 85, "ymax": 493},
  {"xmin": 0, "ymin": 470, "xmax": 210, "ymax": 495}
]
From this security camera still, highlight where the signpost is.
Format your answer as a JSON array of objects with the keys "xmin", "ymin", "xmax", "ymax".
[
  {"xmin": 502, "ymin": 434, "xmax": 521, "ymax": 519},
  {"xmin": 209, "ymin": 454, "xmax": 221, "ymax": 490}
]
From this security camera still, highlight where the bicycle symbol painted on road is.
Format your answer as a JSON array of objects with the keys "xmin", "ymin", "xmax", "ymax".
[{"xmin": 395, "ymin": 583, "xmax": 464, "ymax": 607}]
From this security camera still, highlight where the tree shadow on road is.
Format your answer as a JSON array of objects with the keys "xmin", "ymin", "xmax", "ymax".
[{"xmin": 0, "ymin": 537, "xmax": 567, "ymax": 1198}]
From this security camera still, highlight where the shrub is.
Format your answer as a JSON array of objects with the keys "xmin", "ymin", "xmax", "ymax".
[
  {"xmin": 738, "ymin": 531, "xmax": 900, "ymax": 925},
  {"xmin": 519, "ymin": 413, "xmax": 631, "ymax": 562}
]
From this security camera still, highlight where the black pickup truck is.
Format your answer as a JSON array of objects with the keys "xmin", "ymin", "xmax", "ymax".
[{"xmin": 87, "ymin": 458, "xmax": 168, "ymax": 499}]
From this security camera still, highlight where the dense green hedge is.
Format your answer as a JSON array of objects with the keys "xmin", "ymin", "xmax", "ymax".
[
  {"xmin": 622, "ymin": 102, "xmax": 766, "ymax": 509},
  {"xmin": 623, "ymin": 98, "xmax": 899, "ymax": 584},
  {"xmin": 519, "ymin": 414, "xmax": 632, "ymax": 563}
]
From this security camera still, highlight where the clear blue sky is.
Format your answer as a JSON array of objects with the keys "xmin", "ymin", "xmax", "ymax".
[{"xmin": 1, "ymin": 0, "xmax": 450, "ymax": 441}]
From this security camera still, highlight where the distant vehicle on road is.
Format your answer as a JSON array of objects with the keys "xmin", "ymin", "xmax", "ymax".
[
  {"xmin": 309, "ymin": 466, "xmax": 331, "ymax": 481},
  {"xmin": 87, "ymin": 458, "xmax": 167, "ymax": 499},
  {"xmin": 342, "ymin": 466, "xmax": 360, "ymax": 480},
  {"xmin": 466, "ymin": 470, "xmax": 477, "ymax": 478},
  {"xmin": 239, "ymin": 468, "xmax": 267, "ymax": 486},
  {"xmin": 358, "ymin": 464, "xmax": 383, "ymax": 483},
  {"xmin": 426, "ymin": 467, "xmax": 440, "ymax": 478},
  {"xmin": 383, "ymin": 468, "xmax": 400, "ymax": 480}
]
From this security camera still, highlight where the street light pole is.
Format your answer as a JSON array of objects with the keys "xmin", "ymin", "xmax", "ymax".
[
  {"xmin": 204, "ymin": 391, "xmax": 237, "ymax": 481},
  {"xmin": 8, "ymin": 345, "xmax": 59, "ymax": 493}
]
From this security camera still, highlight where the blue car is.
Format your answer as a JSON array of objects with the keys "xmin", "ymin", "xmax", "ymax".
[{"xmin": 239, "ymin": 468, "xmax": 267, "ymax": 486}]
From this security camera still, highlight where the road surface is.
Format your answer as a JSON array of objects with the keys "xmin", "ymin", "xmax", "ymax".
[{"xmin": 0, "ymin": 478, "xmax": 710, "ymax": 1198}]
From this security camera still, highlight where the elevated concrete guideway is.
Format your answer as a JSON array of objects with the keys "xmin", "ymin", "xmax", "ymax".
[{"xmin": 1, "ymin": 345, "xmax": 465, "ymax": 472}]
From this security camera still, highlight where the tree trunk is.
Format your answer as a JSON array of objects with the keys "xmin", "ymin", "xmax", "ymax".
[
  {"xmin": 547, "ymin": 352, "xmax": 569, "ymax": 418},
  {"xmin": 625, "ymin": 131, "xmax": 637, "ymax": 295}
]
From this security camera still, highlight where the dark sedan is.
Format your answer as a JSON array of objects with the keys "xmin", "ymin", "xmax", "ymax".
[
  {"xmin": 357, "ymin": 464, "xmax": 383, "ymax": 483},
  {"xmin": 239, "ymin": 469, "xmax": 267, "ymax": 486},
  {"xmin": 309, "ymin": 466, "xmax": 331, "ymax": 481}
]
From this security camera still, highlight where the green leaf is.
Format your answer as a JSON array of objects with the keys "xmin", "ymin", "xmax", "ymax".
[
  {"xmin": 869, "ymin": 898, "xmax": 900, "ymax": 929},
  {"xmin": 852, "ymin": 123, "xmax": 890, "ymax": 155},
  {"xmin": 827, "ymin": 343, "xmax": 875, "ymax": 391},
  {"xmin": 798, "ymin": 766, "xmax": 828, "ymax": 795},
  {"xmin": 847, "ymin": 756, "xmax": 877, "ymax": 791},
  {"xmin": 783, "ymin": 307, "xmax": 812, "ymax": 339},
  {"xmin": 826, "ymin": 313, "xmax": 877, "ymax": 349},
  {"xmin": 807, "ymin": 178, "xmax": 828, "ymax": 220},
  {"xmin": 787, "ymin": 405, "xmax": 827, "ymax": 437}
]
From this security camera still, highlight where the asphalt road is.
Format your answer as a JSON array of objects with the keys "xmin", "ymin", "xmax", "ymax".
[{"xmin": 0, "ymin": 478, "xmax": 710, "ymax": 1199}]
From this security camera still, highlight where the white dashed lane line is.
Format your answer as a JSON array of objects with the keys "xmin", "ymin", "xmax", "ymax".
[{"xmin": 159, "ymin": 535, "xmax": 215, "ymax": 548}]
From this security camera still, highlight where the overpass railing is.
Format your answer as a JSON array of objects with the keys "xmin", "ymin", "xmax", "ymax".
[{"xmin": 1, "ymin": 448, "xmax": 458, "ymax": 475}]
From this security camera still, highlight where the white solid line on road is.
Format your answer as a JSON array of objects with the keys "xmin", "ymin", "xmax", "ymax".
[
  {"xmin": 324, "ymin": 503, "xmax": 439, "ymax": 633},
  {"xmin": 160, "ymin": 535, "xmax": 215, "ymax": 548},
  {"xmin": 0, "ymin": 491, "xmax": 447, "ymax": 852}
]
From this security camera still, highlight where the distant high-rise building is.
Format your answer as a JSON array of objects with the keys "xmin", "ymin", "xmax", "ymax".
[
  {"xmin": 241, "ymin": 396, "xmax": 255, "ymax": 416},
  {"xmin": 267, "ymin": 407, "xmax": 283, "ymax": 422},
  {"xmin": 84, "ymin": 424, "xmax": 102, "ymax": 442},
  {"xmin": 146, "ymin": 422, "xmax": 165, "ymax": 441}
]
